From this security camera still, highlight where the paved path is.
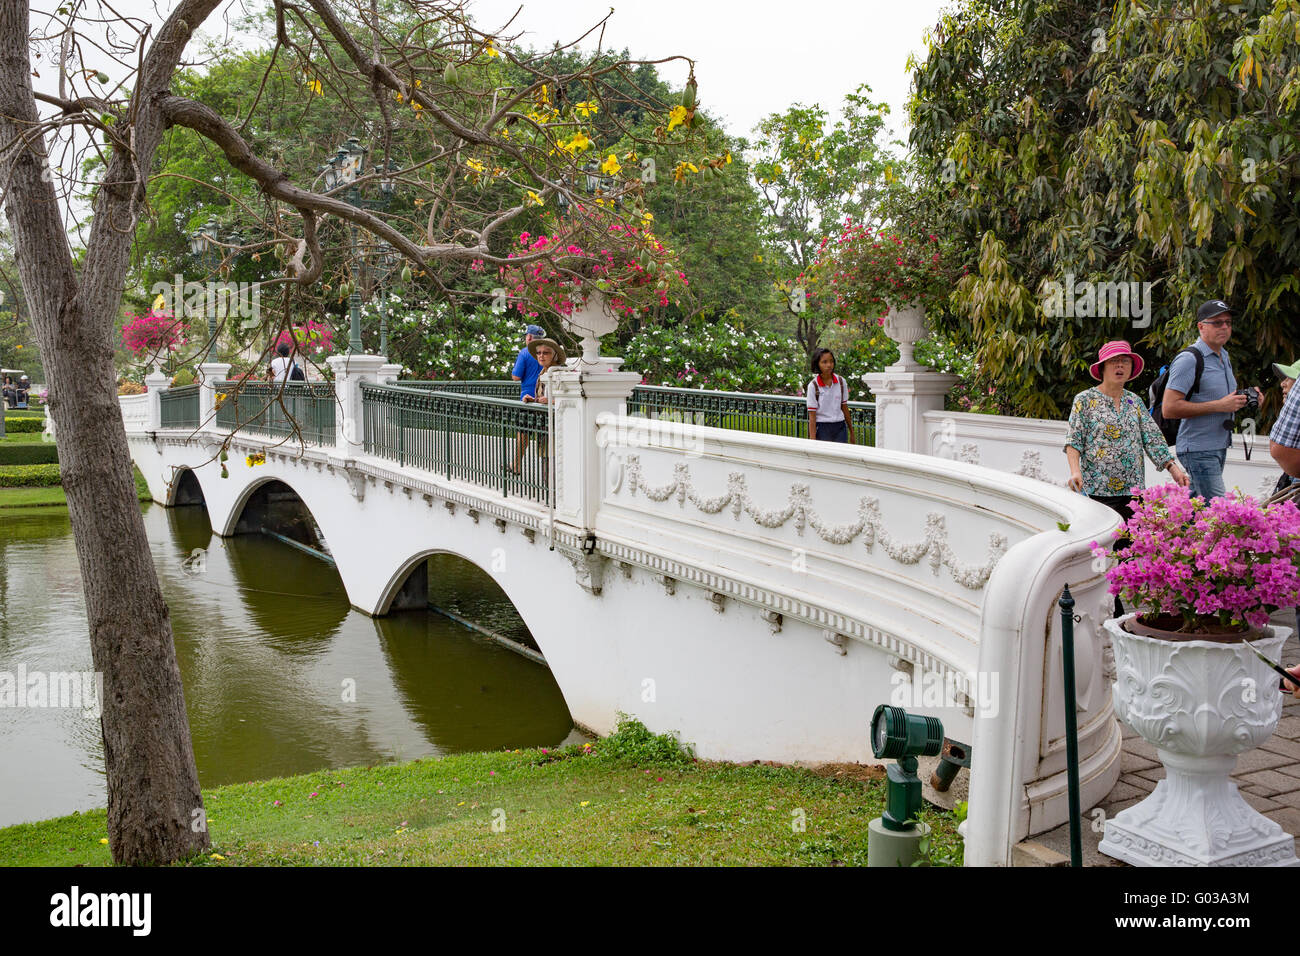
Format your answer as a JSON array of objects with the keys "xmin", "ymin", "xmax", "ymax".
[{"xmin": 1024, "ymin": 608, "xmax": 1300, "ymax": 865}]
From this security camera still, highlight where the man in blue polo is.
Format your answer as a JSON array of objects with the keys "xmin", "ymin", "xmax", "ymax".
[
  {"xmin": 509, "ymin": 324, "xmax": 546, "ymax": 473},
  {"xmin": 1161, "ymin": 299, "xmax": 1253, "ymax": 499},
  {"xmin": 511, "ymin": 324, "xmax": 546, "ymax": 399}
]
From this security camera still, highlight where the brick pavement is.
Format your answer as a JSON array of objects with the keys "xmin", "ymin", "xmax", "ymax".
[{"xmin": 1020, "ymin": 607, "xmax": 1300, "ymax": 866}]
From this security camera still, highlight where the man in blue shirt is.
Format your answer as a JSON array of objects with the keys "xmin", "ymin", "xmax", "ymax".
[
  {"xmin": 1271, "ymin": 361, "xmax": 1300, "ymax": 479},
  {"xmin": 511, "ymin": 324, "xmax": 546, "ymax": 399},
  {"xmin": 509, "ymin": 325, "xmax": 546, "ymax": 474},
  {"xmin": 1161, "ymin": 299, "xmax": 1255, "ymax": 499}
]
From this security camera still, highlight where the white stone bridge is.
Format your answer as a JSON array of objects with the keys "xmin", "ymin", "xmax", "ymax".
[{"xmin": 119, "ymin": 352, "xmax": 1186, "ymax": 866}]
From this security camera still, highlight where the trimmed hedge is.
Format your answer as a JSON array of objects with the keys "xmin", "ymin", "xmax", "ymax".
[
  {"xmin": 3, "ymin": 417, "xmax": 45, "ymax": 433},
  {"xmin": 0, "ymin": 443, "xmax": 58, "ymax": 465},
  {"xmin": 0, "ymin": 464, "xmax": 61, "ymax": 487}
]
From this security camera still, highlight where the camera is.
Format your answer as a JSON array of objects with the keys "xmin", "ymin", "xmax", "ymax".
[{"xmin": 1237, "ymin": 386, "xmax": 1260, "ymax": 415}]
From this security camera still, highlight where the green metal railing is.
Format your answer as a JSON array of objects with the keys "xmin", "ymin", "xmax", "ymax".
[
  {"xmin": 627, "ymin": 385, "xmax": 876, "ymax": 446},
  {"xmin": 397, "ymin": 378, "xmax": 878, "ymax": 446},
  {"xmin": 396, "ymin": 379, "xmax": 521, "ymax": 400},
  {"xmin": 158, "ymin": 384, "xmax": 200, "ymax": 429},
  {"xmin": 362, "ymin": 384, "xmax": 549, "ymax": 502},
  {"xmin": 213, "ymin": 381, "xmax": 336, "ymax": 445}
]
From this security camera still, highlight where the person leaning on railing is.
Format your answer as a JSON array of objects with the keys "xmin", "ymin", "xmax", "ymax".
[
  {"xmin": 509, "ymin": 337, "xmax": 565, "ymax": 475},
  {"xmin": 1065, "ymin": 341, "xmax": 1189, "ymax": 617}
]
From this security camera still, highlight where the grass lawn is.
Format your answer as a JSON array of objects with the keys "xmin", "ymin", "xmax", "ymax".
[
  {"xmin": 0, "ymin": 431, "xmax": 49, "ymax": 444},
  {"xmin": 0, "ymin": 722, "xmax": 963, "ymax": 867},
  {"xmin": 0, "ymin": 463, "xmax": 153, "ymax": 509}
]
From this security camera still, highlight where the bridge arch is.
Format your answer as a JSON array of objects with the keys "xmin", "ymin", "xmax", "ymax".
[{"xmin": 167, "ymin": 466, "xmax": 207, "ymax": 509}]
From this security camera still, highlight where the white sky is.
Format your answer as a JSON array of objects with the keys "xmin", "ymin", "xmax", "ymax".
[{"xmin": 71, "ymin": 0, "xmax": 950, "ymax": 139}]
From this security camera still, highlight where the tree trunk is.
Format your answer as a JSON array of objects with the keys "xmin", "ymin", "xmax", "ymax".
[{"xmin": 0, "ymin": 0, "xmax": 212, "ymax": 864}]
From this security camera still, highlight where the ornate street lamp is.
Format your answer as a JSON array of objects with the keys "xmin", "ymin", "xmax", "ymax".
[
  {"xmin": 189, "ymin": 217, "xmax": 222, "ymax": 362},
  {"xmin": 368, "ymin": 241, "xmax": 400, "ymax": 355},
  {"xmin": 322, "ymin": 137, "xmax": 398, "ymax": 355}
]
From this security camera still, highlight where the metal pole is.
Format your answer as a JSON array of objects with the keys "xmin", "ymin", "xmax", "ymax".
[
  {"xmin": 1059, "ymin": 583, "xmax": 1083, "ymax": 867},
  {"xmin": 347, "ymin": 215, "xmax": 363, "ymax": 354}
]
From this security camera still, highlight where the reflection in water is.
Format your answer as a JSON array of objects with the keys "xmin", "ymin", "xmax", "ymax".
[{"xmin": 0, "ymin": 500, "xmax": 574, "ymax": 827}]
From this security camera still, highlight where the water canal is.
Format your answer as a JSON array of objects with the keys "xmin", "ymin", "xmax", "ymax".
[{"xmin": 0, "ymin": 499, "xmax": 578, "ymax": 828}]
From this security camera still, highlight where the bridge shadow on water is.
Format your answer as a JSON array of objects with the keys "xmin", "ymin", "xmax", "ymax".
[{"xmin": 139, "ymin": 490, "xmax": 575, "ymax": 794}]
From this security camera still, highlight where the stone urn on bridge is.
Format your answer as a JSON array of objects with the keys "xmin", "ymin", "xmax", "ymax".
[
  {"xmin": 561, "ymin": 289, "xmax": 623, "ymax": 370},
  {"xmin": 1093, "ymin": 486, "xmax": 1300, "ymax": 867}
]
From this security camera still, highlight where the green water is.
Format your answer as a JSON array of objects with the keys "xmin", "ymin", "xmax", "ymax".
[{"xmin": 0, "ymin": 501, "xmax": 576, "ymax": 828}]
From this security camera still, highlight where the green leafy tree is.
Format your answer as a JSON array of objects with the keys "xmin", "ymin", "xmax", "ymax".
[
  {"xmin": 749, "ymin": 85, "xmax": 908, "ymax": 354},
  {"xmin": 908, "ymin": 0, "xmax": 1300, "ymax": 419}
]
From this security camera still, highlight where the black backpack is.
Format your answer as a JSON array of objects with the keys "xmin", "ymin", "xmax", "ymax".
[
  {"xmin": 289, "ymin": 362, "xmax": 306, "ymax": 381},
  {"xmin": 1148, "ymin": 347, "xmax": 1203, "ymax": 445}
]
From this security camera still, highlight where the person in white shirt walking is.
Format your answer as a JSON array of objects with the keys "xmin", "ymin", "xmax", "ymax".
[{"xmin": 805, "ymin": 348, "xmax": 855, "ymax": 443}]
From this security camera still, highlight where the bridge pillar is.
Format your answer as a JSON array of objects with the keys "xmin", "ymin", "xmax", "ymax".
[
  {"xmin": 861, "ymin": 368, "xmax": 958, "ymax": 454},
  {"xmin": 145, "ymin": 368, "xmax": 170, "ymax": 430},
  {"xmin": 377, "ymin": 361, "xmax": 403, "ymax": 385},
  {"xmin": 197, "ymin": 362, "xmax": 231, "ymax": 428},
  {"xmin": 547, "ymin": 367, "xmax": 640, "ymax": 530},
  {"xmin": 326, "ymin": 352, "xmax": 388, "ymax": 457}
]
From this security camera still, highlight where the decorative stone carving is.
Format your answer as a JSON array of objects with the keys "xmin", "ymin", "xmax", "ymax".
[
  {"xmin": 522, "ymin": 528, "xmax": 536, "ymax": 543},
  {"xmin": 622, "ymin": 456, "xmax": 1008, "ymax": 590},
  {"xmin": 468, "ymin": 509, "xmax": 480, "ymax": 524},
  {"xmin": 710, "ymin": 592, "xmax": 727, "ymax": 613},
  {"xmin": 1098, "ymin": 617, "xmax": 1299, "ymax": 867},
  {"xmin": 888, "ymin": 655, "xmax": 914, "ymax": 679},
  {"xmin": 342, "ymin": 466, "xmax": 366, "ymax": 502},
  {"xmin": 495, "ymin": 518, "xmax": 508, "ymax": 534},
  {"xmin": 659, "ymin": 574, "xmax": 676, "ymax": 596},
  {"xmin": 566, "ymin": 551, "xmax": 607, "ymax": 596},
  {"xmin": 444, "ymin": 500, "xmax": 456, "ymax": 514},
  {"xmin": 762, "ymin": 610, "xmax": 783, "ymax": 634},
  {"xmin": 823, "ymin": 629, "xmax": 848, "ymax": 655},
  {"xmin": 1015, "ymin": 449, "xmax": 1066, "ymax": 487},
  {"xmin": 958, "ymin": 443, "xmax": 980, "ymax": 465},
  {"xmin": 881, "ymin": 300, "xmax": 929, "ymax": 371},
  {"xmin": 619, "ymin": 561, "xmax": 634, "ymax": 579}
]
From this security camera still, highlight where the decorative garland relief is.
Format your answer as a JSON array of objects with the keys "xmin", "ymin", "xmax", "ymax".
[{"xmin": 622, "ymin": 455, "xmax": 1007, "ymax": 590}]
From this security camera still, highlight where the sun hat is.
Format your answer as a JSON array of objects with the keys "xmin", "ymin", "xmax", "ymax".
[
  {"xmin": 1274, "ymin": 359, "xmax": 1300, "ymax": 381},
  {"xmin": 527, "ymin": 337, "xmax": 567, "ymax": 366},
  {"xmin": 1089, "ymin": 340, "xmax": 1144, "ymax": 381},
  {"xmin": 525, "ymin": 324, "xmax": 546, "ymax": 338},
  {"xmin": 1195, "ymin": 299, "xmax": 1232, "ymax": 323}
]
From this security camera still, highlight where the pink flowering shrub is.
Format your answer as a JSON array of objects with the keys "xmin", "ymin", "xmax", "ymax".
[
  {"xmin": 275, "ymin": 320, "xmax": 335, "ymax": 357},
  {"xmin": 1091, "ymin": 483, "xmax": 1300, "ymax": 632},
  {"xmin": 809, "ymin": 218, "xmax": 957, "ymax": 322},
  {"xmin": 121, "ymin": 309, "xmax": 185, "ymax": 360},
  {"xmin": 498, "ymin": 223, "xmax": 688, "ymax": 320}
]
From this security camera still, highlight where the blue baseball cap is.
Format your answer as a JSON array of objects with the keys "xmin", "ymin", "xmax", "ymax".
[{"xmin": 525, "ymin": 324, "xmax": 546, "ymax": 337}]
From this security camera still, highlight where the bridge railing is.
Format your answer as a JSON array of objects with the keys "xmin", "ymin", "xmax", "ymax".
[
  {"xmin": 119, "ymin": 392, "xmax": 150, "ymax": 432},
  {"xmin": 213, "ymin": 381, "xmax": 336, "ymax": 445},
  {"xmin": 361, "ymin": 384, "xmax": 549, "ymax": 503},
  {"xmin": 397, "ymin": 379, "xmax": 877, "ymax": 446},
  {"xmin": 158, "ymin": 384, "xmax": 200, "ymax": 429}
]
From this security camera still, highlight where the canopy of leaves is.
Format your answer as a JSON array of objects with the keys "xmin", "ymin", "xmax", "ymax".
[{"xmin": 908, "ymin": 0, "xmax": 1300, "ymax": 420}]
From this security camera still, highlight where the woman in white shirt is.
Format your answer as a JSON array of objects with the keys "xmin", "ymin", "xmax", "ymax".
[
  {"xmin": 805, "ymin": 348, "xmax": 855, "ymax": 443},
  {"xmin": 268, "ymin": 342, "xmax": 294, "ymax": 382}
]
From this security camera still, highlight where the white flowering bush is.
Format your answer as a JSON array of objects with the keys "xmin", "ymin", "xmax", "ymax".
[
  {"xmin": 622, "ymin": 320, "xmax": 806, "ymax": 394},
  {"xmin": 372, "ymin": 296, "xmax": 530, "ymax": 380}
]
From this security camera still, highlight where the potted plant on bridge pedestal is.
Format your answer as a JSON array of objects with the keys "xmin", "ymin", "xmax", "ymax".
[
  {"xmin": 121, "ymin": 308, "xmax": 186, "ymax": 375},
  {"xmin": 1093, "ymin": 483, "xmax": 1300, "ymax": 866},
  {"xmin": 498, "ymin": 222, "xmax": 687, "ymax": 366}
]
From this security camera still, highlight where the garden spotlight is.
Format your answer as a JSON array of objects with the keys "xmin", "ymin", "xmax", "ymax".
[{"xmin": 867, "ymin": 704, "xmax": 943, "ymax": 867}]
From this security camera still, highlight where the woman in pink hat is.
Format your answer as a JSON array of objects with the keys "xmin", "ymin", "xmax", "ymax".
[{"xmin": 1066, "ymin": 341, "xmax": 1189, "ymax": 614}]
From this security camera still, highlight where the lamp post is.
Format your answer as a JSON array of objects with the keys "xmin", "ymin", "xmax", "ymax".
[
  {"xmin": 556, "ymin": 161, "xmax": 618, "ymax": 214},
  {"xmin": 188, "ymin": 217, "xmax": 221, "ymax": 362},
  {"xmin": 322, "ymin": 138, "xmax": 397, "ymax": 355},
  {"xmin": 369, "ymin": 241, "xmax": 399, "ymax": 355}
]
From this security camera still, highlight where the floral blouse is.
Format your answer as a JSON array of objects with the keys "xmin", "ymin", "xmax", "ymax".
[{"xmin": 1065, "ymin": 388, "xmax": 1174, "ymax": 496}]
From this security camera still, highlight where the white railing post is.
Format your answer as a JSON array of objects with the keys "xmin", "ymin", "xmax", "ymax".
[
  {"xmin": 145, "ymin": 368, "xmax": 170, "ymax": 430},
  {"xmin": 326, "ymin": 353, "xmax": 387, "ymax": 457},
  {"xmin": 546, "ymin": 366, "xmax": 640, "ymax": 529},
  {"xmin": 861, "ymin": 369, "xmax": 957, "ymax": 454},
  {"xmin": 197, "ymin": 362, "xmax": 232, "ymax": 429}
]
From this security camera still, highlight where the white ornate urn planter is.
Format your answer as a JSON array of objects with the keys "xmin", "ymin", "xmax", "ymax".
[
  {"xmin": 881, "ymin": 300, "xmax": 929, "ymax": 371},
  {"xmin": 562, "ymin": 289, "xmax": 622, "ymax": 368},
  {"xmin": 1099, "ymin": 615, "xmax": 1299, "ymax": 867}
]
